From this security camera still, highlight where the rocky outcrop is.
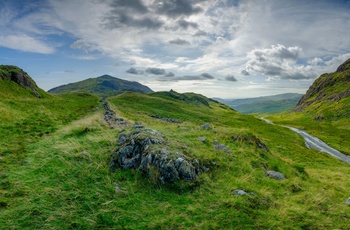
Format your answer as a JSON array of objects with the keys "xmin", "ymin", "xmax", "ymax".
[
  {"xmin": 110, "ymin": 128, "xmax": 205, "ymax": 183},
  {"xmin": 0, "ymin": 65, "xmax": 40, "ymax": 98},
  {"xmin": 294, "ymin": 58, "xmax": 350, "ymax": 112},
  {"xmin": 266, "ymin": 170, "xmax": 285, "ymax": 180}
]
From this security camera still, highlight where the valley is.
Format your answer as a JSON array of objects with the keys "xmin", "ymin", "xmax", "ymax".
[{"xmin": 1, "ymin": 63, "xmax": 350, "ymax": 229}]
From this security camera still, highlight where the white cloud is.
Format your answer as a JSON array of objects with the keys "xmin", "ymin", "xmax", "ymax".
[
  {"xmin": 0, "ymin": 34, "xmax": 55, "ymax": 54},
  {"xmin": 245, "ymin": 44, "xmax": 316, "ymax": 80}
]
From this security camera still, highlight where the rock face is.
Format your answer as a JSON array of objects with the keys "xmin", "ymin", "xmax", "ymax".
[
  {"xmin": 110, "ymin": 128, "xmax": 204, "ymax": 183},
  {"xmin": 0, "ymin": 65, "xmax": 40, "ymax": 98},
  {"xmin": 294, "ymin": 58, "xmax": 350, "ymax": 112}
]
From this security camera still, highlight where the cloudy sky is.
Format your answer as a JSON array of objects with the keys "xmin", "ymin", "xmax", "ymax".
[{"xmin": 1, "ymin": 0, "xmax": 350, "ymax": 98}]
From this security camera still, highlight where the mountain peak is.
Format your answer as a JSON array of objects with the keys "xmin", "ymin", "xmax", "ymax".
[{"xmin": 48, "ymin": 75, "xmax": 153, "ymax": 96}]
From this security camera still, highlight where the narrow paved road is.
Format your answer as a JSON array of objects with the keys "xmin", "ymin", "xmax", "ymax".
[{"xmin": 262, "ymin": 118, "xmax": 350, "ymax": 165}]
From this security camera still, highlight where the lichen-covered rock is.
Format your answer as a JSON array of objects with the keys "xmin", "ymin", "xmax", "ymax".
[
  {"xmin": 110, "ymin": 128, "xmax": 204, "ymax": 183},
  {"xmin": 266, "ymin": 170, "xmax": 285, "ymax": 180}
]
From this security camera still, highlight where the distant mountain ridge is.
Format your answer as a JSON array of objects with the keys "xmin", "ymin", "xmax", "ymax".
[
  {"xmin": 215, "ymin": 93, "xmax": 303, "ymax": 114},
  {"xmin": 48, "ymin": 75, "xmax": 153, "ymax": 95}
]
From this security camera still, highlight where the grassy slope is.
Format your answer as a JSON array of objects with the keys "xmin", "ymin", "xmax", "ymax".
[
  {"xmin": 218, "ymin": 93, "xmax": 302, "ymax": 114},
  {"xmin": 1, "ymin": 91, "xmax": 349, "ymax": 229},
  {"xmin": 268, "ymin": 68, "xmax": 350, "ymax": 155}
]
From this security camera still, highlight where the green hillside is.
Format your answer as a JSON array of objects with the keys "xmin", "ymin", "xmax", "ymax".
[
  {"xmin": 48, "ymin": 74, "xmax": 153, "ymax": 96},
  {"xmin": 1, "ymin": 86, "xmax": 349, "ymax": 228},
  {"xmin": 269, "ymin": 58, "xmax": 350, "ymax": 155},
  {"xmin": 216, "ymin": 93, "xmax": 303, "ymax": 114},
  {"xmin": 0, "ymin": 65, "xmax": 49, "ymax": 99}
]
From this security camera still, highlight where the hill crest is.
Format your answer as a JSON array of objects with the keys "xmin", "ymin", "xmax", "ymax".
[
  {"xmin": 48, "ymin": 75, "xmax": 153, "ymax": 96},
  {"xmin": 0, "ymin": 65, "xmax": 45, "ymax": 98},
  {"xmin": 295, "ymin": 58, "xmax": 350, "ymax": 112}
]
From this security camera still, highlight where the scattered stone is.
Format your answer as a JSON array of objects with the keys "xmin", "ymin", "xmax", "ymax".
[
  {"xmin": 213, "ymin": 140, "xmax": 232, "ymax": 154},
  {"xmin": 344, "ymin": 197, "xmax": 350, "ymax": 204},
  {"xmin": 232, "ymin": 189, "xmax": 256, "ymax": 196},
  {"xmin": 266, "ymin": 170, "xmax": 285, "ymax": 180},
  {"xmin": 201, "ymin": 123, "xmax": 211, "ymax": 130},
  {"xmin": 81, "ymin": 150, "xmax": 90, "ymax": 155},
  {"xmin": 233, "ymin": 189, "xmax": 247, "ymax": 195},
  {"xmin": 232, "ymin": 134, "xmax": 269, "ymax": 152},
  {"xmin": 210, "ymin": 161, "xmax": 216, "ymax": 167},
  {"xmin": 110, "ymin": 127, "xmax": 205, "ymax": 183},
  {"xmin": 133, "ymin": 122, "xmax": 144, "ymax": 129},
  {"xmin": 150, "ymin": 115, "xmax": 182, "ymax": 123},
  {"xmin": 101, "ymin": 98, "xmax": 128, "ymax": 128},
  {"xmin": 197, "ymin": 136, "xmax": 207, "ymax": 142}
]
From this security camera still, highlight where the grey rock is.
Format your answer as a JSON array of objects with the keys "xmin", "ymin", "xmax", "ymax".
[
  {"xmin": 213, "ymin": 140, "xmax": 232, "ymax": 154},
  {"xmin": 110, "ymin": 128, "xmax": 204, "ymax": 183},
  {"xmin": 233, "ymin": 189, "xmax": 247, "ymax": 195},
  {"xmin": 344, "ymin": 197, "xmax": 350, "ymax": 204},
  {"xmin": 197, "ymin": 136, "xmax": 207, "ymax": 142},
  {"xmin": 266, "ymin": 170, "xmax": 285, "ymax": 180},
  {"xmin": 201, "ymin": 123, "xmax": 211, "ymax": 130}
]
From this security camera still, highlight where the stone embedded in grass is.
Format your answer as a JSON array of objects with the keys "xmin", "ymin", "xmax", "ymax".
[
  {"xmin": 232, "ymin": 189, "xmax": 256, "ymax": 196},
  {"xmin": 197, "ymin": 136, "xmax": 207, "ymax": 142},
  {"xmin": 213, "ymin": 140, "xmax": 232, "ymax": 154},
  {"xmin": 233, "ymin": 189, "xmax": 247, "ymax": 195},
  {"xmin": 110, "ymin": 128, "xmax": 204, "ymax": 183},
  {"xmin": 344, "ymin": 197, "xmax": 350, "ymax": 204},
  {"xmin": 201, "ymin": 123, "xmax": 211, "ymax": 130},
  {"xmin": 266, "ymin": 170, "xmax": 285, "ymax": 180}
]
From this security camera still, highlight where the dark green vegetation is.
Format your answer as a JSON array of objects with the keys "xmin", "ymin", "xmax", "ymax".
[
  {"xmin": 216, "ymin": 93, "xmax": 302, "ymax": 114},
  {"xmin": 269, "ymin": 58, "xmax": 350, "ymax": 155},
  {"xmin": 1, "ymin": 66, "xmax": 350, "ymax": 229},
  {"xmin": 48, "ymin": 74, "xmax": 153, "ymax": 96}
]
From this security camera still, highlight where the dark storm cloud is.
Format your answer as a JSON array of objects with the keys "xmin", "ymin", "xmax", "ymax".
[
  {"xmin": 241, "ymin": 70, "xmax": 250, "ymax": 76},
  {"xmin": 201, "ymin": 73, "xmax": 214, "ymax": 79},
  {"xmin": 156, "ymin": 0, "xmax": 203, "ymax": 18},
  {"xmin": 104, "ymin": 0, "xmax": 163, "ymax": 29},
  {"xmin": 225, "ymin": 75, "xmax": 237, "ymax": 81},
  {"xmin": 105, "ymin": 13, "xmax": 163, "ymax": 29},
  {"xmin": 169, "ymin": 38, "xmax": 191, "ymax": 45},
  {"xmin": 145, "ymin": 67, "xmax": 166, "ymax": 75},
  {"xmin": 126, "ymin": 67, "xmax": 144, "ymax": 75},
  {"xmin": 110, "ymin": 0, "xmax": 148, "ymax": 13},
  {"xmin": 177, "ymin": 19, "xmax": 198, "ymax": 29},
  {"xmin": 194, "ymin": 30, "xmax": 207, "ymax": 36},
  {"xmin": 161, "ymin": 72, "xmax": 215, "ymax": 81},
  {"xmin": 165, "ymin": 72, "xmax": 175, "ymax": 77}
]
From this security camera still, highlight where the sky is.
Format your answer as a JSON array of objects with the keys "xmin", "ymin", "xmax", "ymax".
[{"xmin": 1, "ymin": 0, "xmax": 350, "ymax": 98}]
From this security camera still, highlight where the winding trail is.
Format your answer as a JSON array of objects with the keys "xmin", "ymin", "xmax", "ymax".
[{"xmin": 262, "ymin": 118, "xmax": 350, "ymax": 165}]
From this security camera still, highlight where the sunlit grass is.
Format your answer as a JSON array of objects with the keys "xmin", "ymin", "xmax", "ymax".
[{"xmin": 1, "ymin": 91, "xmax": 350, "ymax": 229}]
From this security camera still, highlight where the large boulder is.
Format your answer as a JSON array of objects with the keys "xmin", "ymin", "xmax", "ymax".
[{"xmin": 110, "ymin": 128, "xmax": 204, "ymax": 183}]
